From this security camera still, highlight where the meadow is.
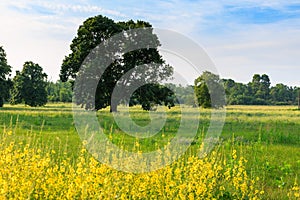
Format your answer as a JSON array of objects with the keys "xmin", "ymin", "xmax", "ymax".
[{"xmin": 0, "ymin": 103, "xmax": 299, "ymax": 199}]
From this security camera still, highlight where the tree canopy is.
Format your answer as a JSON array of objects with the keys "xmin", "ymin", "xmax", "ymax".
[
  {"xmin": 194, "ymin": 71, "xmax": 225, "ymax": 108},
  {"xmin": 10, "ymin": 61, "xmax": 48, "ymax": 107},
  {"xmin": 60, "ymin": 15, "xmax": 173, "ymax": 112},
  {"xmin": 129, "ymin": 83, "xmax": 177, "ymax": 110}
]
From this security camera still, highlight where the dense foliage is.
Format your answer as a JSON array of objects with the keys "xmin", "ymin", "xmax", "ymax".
[
  {"xmin": 10, "ymin": 61, "xmax": 48, "ymax": 107},
  {"xmin": 194, "ymin": 71, "xmax": 226, "ymax": 108},
  {"xmin": 47, "ymin": 81, "xmax": 73, "ymax": 103},
  {"xmin": 174, "ymin": 72, "xmax": 299, "ymax": 107},
  {"xmin": 45, "ymin": 72, "xmax": 300, "ymax": 107},
  {"xmin": 223, "ymin": 74, "xmax": 299, "ymax": 105},
  {"xmin": 0, "ymin": 46, "xmax": 12, "ymax": 107},
  {"xmin": 129, "ymin": 83, "xmax": 176, "ymax": 110},
  {"xmin": 60, "ymin": 15, "xmax": 173, "ymax": 112}
]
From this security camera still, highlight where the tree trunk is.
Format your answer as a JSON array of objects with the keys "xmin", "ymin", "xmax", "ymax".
[
  {"xmin": 0, "ymin": 97, "xmax": 3, "ymax": 107},
  {"xmin": 110, "ymin": 102, "xmax": 118, "ymax": 112}
]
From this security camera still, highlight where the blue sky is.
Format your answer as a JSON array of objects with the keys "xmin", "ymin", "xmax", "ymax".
[{"xmin": 0, "ymin": 0, "xmax": 299, "ymax": 86}]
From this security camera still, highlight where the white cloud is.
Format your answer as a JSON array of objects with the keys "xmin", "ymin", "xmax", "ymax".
[
  {"xmin": 0, "ymin": 0, "xmax": 127, "ymax": 81},
  {"xmin": 151, "ymin": 1, "xmax": 300, "ymax": 86},
  {"xmin": 0, "ymin": 2, "xmax": 76, "ymax": 80},
  {"xmin": 202, "ymin": 19, "xmax": 300, "ymax": 86},
  {"xmin": 0, "ymin": 0, "xmax": 299, "ymax": 86},
  {"xmin": 36, "ymin": 2, "xmax": 126, "ymax": 17}
]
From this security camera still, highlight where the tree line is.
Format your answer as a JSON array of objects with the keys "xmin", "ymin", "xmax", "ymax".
[
  {"xmin": 0, "ymin": 50, "xmax": 297, "ymax": 108},
  {"xmin": 163, "ymin": 72, "xmax": 299, "ymax": 108},
  {"xmin": 223, "ymin": 75, "xmax": 299, "ymax": 106},
  {"xmin": 0, "ymin": 53, "xmax": 73, "ymax": 107},
  {"xmin": 193, "ymin": 71, "xmax": 299, "ymax": 108},
  {"xmin": 0, "ymin": 14, "xmax": 299, "ymax": 109}
]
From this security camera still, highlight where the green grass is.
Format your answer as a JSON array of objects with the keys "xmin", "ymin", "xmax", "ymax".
[{"xmin": 0, "ymin": 103, "xmax": 299, "ymax": 199}]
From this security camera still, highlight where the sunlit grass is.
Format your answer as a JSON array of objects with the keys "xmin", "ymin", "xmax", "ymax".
[{"xmin": 0, "ymin": 103, "xmax": 299, "ymax": 199}]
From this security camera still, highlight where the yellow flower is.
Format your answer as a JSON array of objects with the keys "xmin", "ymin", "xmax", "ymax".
[{"xmin": 0, "ymin": 131, "xmax": 264, "ymax": 200}]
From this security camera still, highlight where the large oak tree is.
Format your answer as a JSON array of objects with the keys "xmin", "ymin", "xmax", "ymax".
[{"xmin": 60, "ymin": 15, "xmax": 174, "ymax": 112}]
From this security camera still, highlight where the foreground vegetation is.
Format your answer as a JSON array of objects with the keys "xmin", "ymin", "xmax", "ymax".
[
  {"xmin": 1, "ymin": 130, "xmax": 265, "ymax": 199},
  {"xmin": 0, "ymin": 104, "xmax": 299, "ymax": 199}
]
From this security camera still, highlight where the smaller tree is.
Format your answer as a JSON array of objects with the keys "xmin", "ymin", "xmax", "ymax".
[
  {"xmin": 194, "ymin": 71, "xmax": 225, "ymax": 108},
  {"xmin": 259, "ymin": 74, "xmax": 271, "ymax": 101},
  {"xmin": 249, "ymin": 74, "xmax": 271, "ymax": 104},
  {"xmin": 250, "ymin": 74, "xmax": 261, "ymax": 97},
  {"xmin": 195, "ymin": 82, "xmax": 211, "ymax": 108},
  {"xmin": 0, "ymin": 46, "xmax": 12, "ymax": 107},
  {"xmin": 10, "ymin": 61, "xmax": 48, "ymax": 107}
]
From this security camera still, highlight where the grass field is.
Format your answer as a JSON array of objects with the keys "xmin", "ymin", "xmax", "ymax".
[{"xmin": 0, "ymin": 103, "xmax": 299, "ymax": 199}]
